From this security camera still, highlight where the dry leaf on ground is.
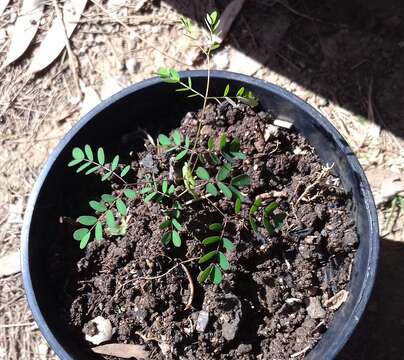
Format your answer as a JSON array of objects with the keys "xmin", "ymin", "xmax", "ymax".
[
  {"xmin": 0, "ymin": 0, "xmax": 11, "ymax": 16},
  {"xmin": 29, "ymin": 0, "xmax": 87, "ymax": 73},
  {"xmin": 92, "ymin": 343, "xmax": 149, "ymax": 359},
  {"xmin": 216, "ymin": 0, "xmax": 245, "ymax": 42},
  {"xmin": 0, "ymin": 250, "xmax": 20, "ymax": 277},
  {"xmin": 3, "ymin": 0, "xmax": 45, "ymax": 67}
]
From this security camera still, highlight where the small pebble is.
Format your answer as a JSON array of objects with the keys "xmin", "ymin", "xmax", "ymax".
[{"xmin": 196, "ymin": 310, "xmax": 209, "ymax": 332}]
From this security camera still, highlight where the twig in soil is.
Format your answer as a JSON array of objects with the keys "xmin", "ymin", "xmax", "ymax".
[
  {"xmin": 290, "ymin": 345, "xmax": 311, "ymax": 358},
  {"xmin": 180, "ymin": 263, "xmax": 194, "ymax": 310},
  {"xmin": 135, "ymin": 331, "xmax": 161, "ymax": 343},
  {"xmin": 0, "ymin": 322, "xmax": 35, "ymax": 329},
  {"xmin": 52, "ymin": 0, "xmax": 81, "ymax": 99},
  {"xmin": 295, "ymin": 164, "xmax": 333, "ymax": 205},
  {"xmin": 90, "ymin": 0, "xmax": 189, "ymax": 67}
]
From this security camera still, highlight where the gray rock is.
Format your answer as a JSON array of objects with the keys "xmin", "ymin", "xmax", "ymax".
[
  {"xmin": 307, "ymin": 297, "xmax": 326, "ymax": 319},
  {"xmin": 196, "ymin": 310, "xmax": 209, "ymax": 332}
]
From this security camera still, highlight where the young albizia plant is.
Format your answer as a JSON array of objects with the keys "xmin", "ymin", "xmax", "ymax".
[{"xmin": 66, "ymin": 10, "xmax": 286, "ymax": 285}]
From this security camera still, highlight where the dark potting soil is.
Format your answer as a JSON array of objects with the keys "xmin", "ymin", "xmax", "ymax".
[{"xmin": 57, "ymin": 103, "xmax": 358, "ymax": 359}]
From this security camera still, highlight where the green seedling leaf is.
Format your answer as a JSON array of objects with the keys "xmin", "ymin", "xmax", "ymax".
[
  {"xmin": 76, "ymin": 162, "xmax": 91, "ymax": 173},
  {"xmin": 253, "ymin": 198, "xmax": 263, "ymax": 208},
  {"xmin": 208, "ymin": 137, "xmax": 214, "ymax": 151},
  {"xmin": 101, "ymin": 171, "xmax": 113, "ymax": 181},
  {"xmin": 229, "ymin": 138, "xmax": 240, "ymax": 152},
  {"xmin": 264, "ymin": 202, "xmax": 278, "ymax": 216},
  {"xmin": 172, "ymin": 218, "xmax": 182, "ymax": 231},
  {"xmin": 210, "ymin": 153, "xmax": 221, "ymax": 165},
  {"xmin": 229, "ymin": 185, "xmax": 245, "ymax": 202},
  {"xmin": 232, "ymin": 174, "xmax": 251, "ymax": 187},
  {"xmin": 169, "ymin": 69, "xmax": 180, "ymax": 82},
  {"xmin": 218, "ymin": 252, "xmax": 230, "ymax": 271},
  {"xmin": 140, "ymin": 187, "xmax": 153, "ymax": 194},
  {"xmin": 84, "ymin": 145, "xmax": 93, "ymax": 161},
  {"xmin": 223, "ymin": 84, "xmax": 230, "ymax": 97},
  {"xmin": 230, "ymin": 152, "xmax": 246, "ymax": 160},
  {"xmin": 116, "ymin": 198, "xmax": 127, "ymax": 216},
  {"xmin": 68, "ymin": 158, "xmax": 82, "ymax": 167},
  {"xmin": 188, "ymin": 77, "xmax": 192, "ymax": 87},
  {"xmin": 95, "ymin": 222, "xmax": 103, "ymax": 241},
  {"xmin": 249, "ymin": 215, "xmax": 257, "ymax": 232},
  {"xmin": 263, "ymin": 216, "xmax": 274, "ymax": 235},
  {"xmin": 197, "ymin": 264, "xmax": 213, "ymax": 283},
  {"xmin": 144, "ymin": 191, "xmax": 157, "ymax": 202},
  {"xmin": 162, "ymin": 231, "xmax": 172, "ymax": 245},
  {"xmin": 89, "ymin": 200, "xmax": 107, "ymax": 212},
  {"xmin": 235, "ymin": 198, "xmax": 241, "ymax": 214},
  {"xmin": 273, "ymin": 213, "xmax": 286, "ymax": 230},
  {"xmin": 202, "ymin": 236, "xmax": 221, "ymax": 245},
  {"xmin": 217, "ymin": 165, "xmax": 231, "ymax": 181},
  {"xmin": 97, "ymin": 147, "xmax": 105, "ymax": 165},
  {"xmin": 158, "ymin": 67, "xmax": 170, "ymax": 78},
  {"xmin": 198, "ymin": 250, "xmax": 218, "ymax": 264},
  {"xmin": 72, "ymin": 147, "xmax": 84, "ymax": 161},
  {"xmin": 102, "ymin": 194, "xmax": 115, "ymax": 204},
  {"xmin": 73, "ymin": 228, "xmax": 90, "ymax": 241},
  {"xmin": 159, "ymin": 219, "xmax": 172, "ymax": 229},
  {"xmin": 120, "ymin": 165, "xmax": 130, "ymax": 177},
  {"xmin": 237, "ymin": 87, "xmax": 245, "ymax": 96},
  {"xmin": 85, "ymin": 165, "xmax": 101, "ymax": 175},
  {"xmin": 182, "ymin": 162, "xmax": 196, "ymax": 194},
  {"xmin": 162, "ymin": 179, "xmax": 168, "ymax": 194},
  {"xmin": 223, "ymin": 238, "xmax": 235, "ymax": 251},
  {"xmin": 218, "ymin": 182, "xmax": 232, "ymax": 199},
  {"xmin": 185, "ymin": 135, "xmax": 190, "ymax": 148},
  {"xmin": 175, "ymin": 149, "xmax": 188, "ymax": 161},
  {"xmin": 219, "ymin": 134, "xmax": 227, "ymax": 151},
  {"xmin": 172, "ymin": 130, "xmax": 181, "ymax": 146},
  {"xmin": 78, "ymin": 216, "xmax": 97, "ymax": 226},
  {"xmin": 168, "ymin": 184, "xmax": 175, "ymax": 194},
  {"xmin": 206, "ymin": 183, "xmax": 218, "ymax": 196},
  {"xmin": 211, "ymin": 265, "xmax": 222, "ymax": 284},
  {"xmin": 172, "ymin": 230, "xmax": 181, "ymax": 247},
  {"xmin": 209, "ymin": 223, "xmax": 222, "ymax": 232},
  {"xmin": 158, "ymin": 134, "xmax": 171, "ymax": 146},
  {"xmin": 124, "ymin": 189, "xmax": 136, "ymax": 200},
  {"xmin": 211, "ymin": 43, "xmax": 220, "ymax": 51},
  {"xmin": 175, "ymin": 87, "xmax": 188, "ymax": 93},
  {"xmin": 80, "ymin": 231, "xmax": 91, "ymax": 249},
  {"xmin": 196, "ymin": 167, "xmax": 210, "ymax": 181},
  {"xmin": 210, "ymin": 10, "xmax": 218, "ymax": 25},
  {"xmin": 105, "ymin": 210, "xmax": 115, "ymax": 229}
]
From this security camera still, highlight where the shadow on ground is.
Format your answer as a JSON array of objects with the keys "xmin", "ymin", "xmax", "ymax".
[
  {"xmin": 339, "ymin": 238, "xmax": 404, "ymax": 359},
  {"xmin": 163, "ymin": 0, "xmax": 404, "ymax": 141}
]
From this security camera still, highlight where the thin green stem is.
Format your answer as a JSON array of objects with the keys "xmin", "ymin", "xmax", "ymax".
[{"xmin": 84, "ymin": 158, "xmax": 127, "ymax": 184}]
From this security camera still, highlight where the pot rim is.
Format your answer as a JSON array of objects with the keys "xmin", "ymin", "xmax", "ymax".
[{"xmin": 21, "ymin": 70, "xmax": 379, "ymax": 360}]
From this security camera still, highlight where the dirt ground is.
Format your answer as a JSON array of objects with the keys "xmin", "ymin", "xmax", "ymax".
[{"xmin": 0, "ymin": 0, "xmax": 403, "ymax": 359}]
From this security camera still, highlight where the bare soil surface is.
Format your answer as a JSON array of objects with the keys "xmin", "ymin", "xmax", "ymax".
[{"xmin": 55, "ymin": 104, "xmax": 358, "ymax": 359}]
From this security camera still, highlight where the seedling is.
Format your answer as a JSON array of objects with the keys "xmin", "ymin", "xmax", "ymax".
[{"xmin": 66, "ymin": 11, "xmax": 285, "ymax": 285}]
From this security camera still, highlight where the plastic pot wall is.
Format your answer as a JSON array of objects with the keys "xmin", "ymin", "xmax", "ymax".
[{"xmin": 21, "ymin": 71, "xmax": 379, "ymax": 360}]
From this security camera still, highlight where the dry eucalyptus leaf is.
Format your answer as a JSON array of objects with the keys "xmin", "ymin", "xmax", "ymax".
[
  {"xmin": 325, "ymin": 290, "xmax": 349, "ymax": 310},
  {"xmin": 4, "ymin": 0, "xmax": 45, "ymax": 66},
  {"xmin": 216, "ymin": 0, "xmax": 245, "ymax": 42},
  {"xmin": 0, "ymin": 250, "xmax": 20, "ymax": 277},
  {"xmin": 92, "ymin": 343, "xmax": 149, "ymax": 359},
  {"xmin": 29, "ymin": 0, "xmax": 87, "ymax": 73},
  {"xmin": 0, "ymin": 0, "xmax": 11, "ymax": 16}
]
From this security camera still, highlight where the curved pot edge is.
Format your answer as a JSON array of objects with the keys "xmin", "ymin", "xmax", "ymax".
[{"xmin": 21, "ymin": 70, "xmax": 379, "ymax": 360}]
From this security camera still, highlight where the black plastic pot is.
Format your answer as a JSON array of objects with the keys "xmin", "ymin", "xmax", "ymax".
[{"xmin": 21, "ymin": 70, "xmax": 379, "ymax": 359}]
